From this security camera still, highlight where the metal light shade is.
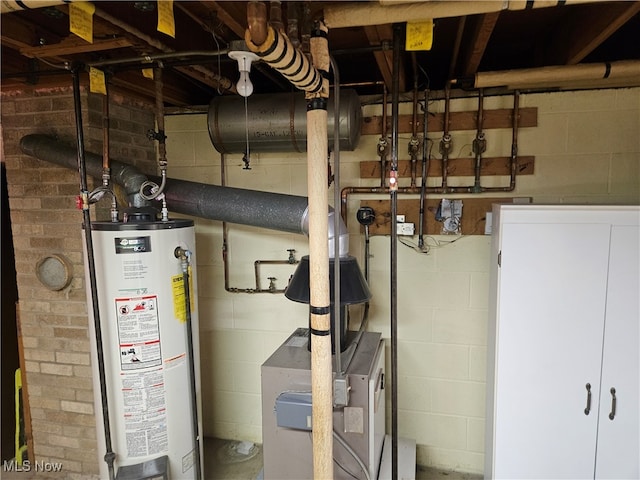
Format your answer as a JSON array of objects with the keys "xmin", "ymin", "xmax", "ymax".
[{"xmin": 284, "ymin": 255, "xmax": 371, "ymax": 305}]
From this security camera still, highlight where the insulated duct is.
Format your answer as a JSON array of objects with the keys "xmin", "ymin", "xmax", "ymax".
[
  {"xmin": 208, "ymin": 90, "xmax": 362, "ymax": 153},
  {"xmin": 20, "ymin": 134, "xmax": 150, "ymax": 209},
  {"xmin": 19, "ymin": 134, "xmax": 350, "ymax": 255}
]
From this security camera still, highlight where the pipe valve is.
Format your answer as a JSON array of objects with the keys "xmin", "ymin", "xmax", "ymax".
[{"xmin": 439, "ymin": 133, "xmax": 452, "ymax": 154}]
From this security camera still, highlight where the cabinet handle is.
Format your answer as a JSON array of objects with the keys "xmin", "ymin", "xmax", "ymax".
[
  {"xmin": 584, "ymin": 383, "xmax": 592, "ymax": 415},
  {"xmin": 608, "ymin": 388, "xmax": 617, "ymax": 420}
]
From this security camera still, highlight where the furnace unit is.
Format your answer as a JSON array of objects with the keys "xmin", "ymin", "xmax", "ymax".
[{"xmin": 261, "ymin": 328, "xmax": 386, "ymax": 479}]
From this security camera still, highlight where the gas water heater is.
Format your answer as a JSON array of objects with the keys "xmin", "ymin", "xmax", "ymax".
[{"xmin": 85, "ymin": 219, "xmax": 203, "ymax": 479}]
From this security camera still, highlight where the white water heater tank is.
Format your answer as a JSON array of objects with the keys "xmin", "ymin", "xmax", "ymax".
[{"xmin": 84, "ymin": 219, "xmax": 202, "ymax": 479}]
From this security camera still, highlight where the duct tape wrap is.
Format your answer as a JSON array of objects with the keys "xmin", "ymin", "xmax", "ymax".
[{"xmin": 245, "ymin": 25, "xmax": 322, "ymax": 94}]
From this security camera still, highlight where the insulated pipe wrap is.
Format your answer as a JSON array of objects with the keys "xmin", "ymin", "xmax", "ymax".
[
  {"xmin": 245, "ymin": 25, "xmax": 322, "ymax": 93},
  {"xmin": 157, "ymin": 177, "xmax": 310, "ymax": 235}
]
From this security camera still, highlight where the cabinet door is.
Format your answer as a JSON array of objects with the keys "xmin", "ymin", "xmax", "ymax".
[
  {"xmin": 595, "ymin": 225, "xmax": 640, "ymax": 479},
  {"xmin": 493, "ymin": 221, "xmax": 611, "ymax": 479}
]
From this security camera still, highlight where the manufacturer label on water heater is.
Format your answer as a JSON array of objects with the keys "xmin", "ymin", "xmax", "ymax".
[{"xmin": 115, "ymin": 236, "xmax": 151, "ymax": 254}]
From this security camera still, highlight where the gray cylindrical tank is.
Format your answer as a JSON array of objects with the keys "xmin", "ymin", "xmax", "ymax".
[{"xmin": 208, "ymin": 89, "xmax": 361, "ymax": 153}]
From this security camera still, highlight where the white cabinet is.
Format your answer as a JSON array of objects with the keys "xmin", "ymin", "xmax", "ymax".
[{"xmin": 485, "ymin": 205, "xmax": 639, "ymax": 480}]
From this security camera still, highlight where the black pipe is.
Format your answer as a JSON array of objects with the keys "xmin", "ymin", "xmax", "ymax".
[
  {"xmin": 418, "ymin": 88, "xmax": 430, "ymax": 250},
  {"xmin": 71, "ymin": 67, "xmax": 116, "ymax": 480},
  {"xmin": 390, "ymin": 22, "xmax": 402, "ymax": 480},
  {"xmin": 331, "ymin": 54, "xmax": 343, "ymax": 375}
]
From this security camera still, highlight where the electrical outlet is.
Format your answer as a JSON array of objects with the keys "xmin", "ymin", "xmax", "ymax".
[
  {"xmin": 397, "ymin": 223, "xmax": 415, "ymax": 235},
  {"xmin": 484, "ymin": 212, "xmax": 493, "ymax": 235},
  {"xmin": 396, "ymin": 214, "xmax": 405, "ymax": 222}
]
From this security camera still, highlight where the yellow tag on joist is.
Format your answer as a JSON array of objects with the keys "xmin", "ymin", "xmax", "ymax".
[
  {"xmin": 406, "ymin": 20, "xmax": 433, "ymax": 51},
  {"xmin": 89, "ymin": 67, "xmax": 107, "ymax": 95},
  {"xmin": 69, "ymin": 2, "xmax": 95, "ymax": 44},
  {"xmin": 142, "ymin": 68, "xmax": 154, "ymax": 80},
  {"xmin": 157, "ymin": 0, "xmax": 175, "ymax": 38}
]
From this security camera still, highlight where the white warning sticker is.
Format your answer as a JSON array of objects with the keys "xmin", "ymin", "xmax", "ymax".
[
  {"xmin": 121, "ymin": 367, "xmax": 169, "ymax": 458},
  {"xmin": 116, "ymin": 295, "xmax": 162, "ymax": 370}
]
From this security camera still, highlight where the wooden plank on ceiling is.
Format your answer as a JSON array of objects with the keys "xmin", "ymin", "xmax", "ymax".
[
  {"xmin": 20, "ymin": 36, "xmax": 133, "ymax": 58},
  {"xmin": 460, "ymin": 12, "xmax": 500, "ymax": 76},
  {"xmin": 364, "ymin": 24, "xmax": 405, "ymax": 93},
  {"xmin": 548, "ymin": 2, "xmax": 640, "ymax": 65},
  {"xmin": 198, "ymin": 0, "xmax": 246, "ymax": 38}
]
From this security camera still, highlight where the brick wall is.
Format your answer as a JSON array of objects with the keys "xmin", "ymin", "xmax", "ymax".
[{"xmin": 1, "ymin": 85, "xmax": 156, "ymax": 478}]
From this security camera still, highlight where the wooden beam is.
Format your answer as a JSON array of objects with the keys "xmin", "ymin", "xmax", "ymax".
[
  {"xmin": 460, "ymin": 12, "xmax": 500, "ymax": 76},
  {"xmin": 547, "ymin": 2, "xmax": 640, "ymax": 65},
  {"xmin": 362, "ymin": 107, "xmax": 538, "ymax": 135},
  {"xmin": 20, "ymin": 35, "xmax": 133, "ymax": 59},
  {"xmin": 198, "ymin": 0, "xmax": 246, "ymax": 38},
  {"xmin": 364, "ymin": 24, "xmax": 406, "ymax": 93}
]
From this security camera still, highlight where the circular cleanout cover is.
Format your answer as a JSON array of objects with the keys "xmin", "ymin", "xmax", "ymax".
[{"xmin": 35, "ymin": 254, "xmax": 73, "ymax": 291}]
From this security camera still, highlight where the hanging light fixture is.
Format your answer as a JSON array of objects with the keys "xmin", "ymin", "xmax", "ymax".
[{"xmin": 228, "ymin": 50, "xmax": 259, "ymax": 97}]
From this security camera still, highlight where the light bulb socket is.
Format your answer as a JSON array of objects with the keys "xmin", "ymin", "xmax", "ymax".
[{"xmin": 228, "ymin": 51, "xmax": 260, "ymax": 97}]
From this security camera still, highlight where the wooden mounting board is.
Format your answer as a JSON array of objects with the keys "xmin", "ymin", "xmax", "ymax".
[
  {"xmin": 359, "ymin": 197, "xmax": 520, "ymax": 236},
  {"xmin": 360, "ymin": 156, "xmax": 534, "ymax": 178},
  {"xmin": 361, "ymin": 107, "xmax": 537, "ymax": 136}
]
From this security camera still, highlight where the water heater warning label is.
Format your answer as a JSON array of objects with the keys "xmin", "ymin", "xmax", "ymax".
[
  {"xmin": 121, "ymin": 367, "xmax": 168, "ymax": 458},
  {"xmin": 116, "ymin": 295, "xmax": 162, "ymax": 370}
]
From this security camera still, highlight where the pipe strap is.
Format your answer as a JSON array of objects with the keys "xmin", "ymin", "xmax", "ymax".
[
  {"xmin": 310, "ymin": 305, "xmax": 331, "ymax": 315},
  {"xmin": 310, "ymin": 327, "xmax": 331, "ymax": 336}
]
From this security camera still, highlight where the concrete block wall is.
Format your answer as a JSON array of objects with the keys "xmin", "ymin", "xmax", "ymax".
[
  {"xmin": 1, "ymin": 85, "xmax": 156, "ymax": 478},
  {"xmin": 165, "ymin": 87, "xmax": 639, "ymax": 474}
]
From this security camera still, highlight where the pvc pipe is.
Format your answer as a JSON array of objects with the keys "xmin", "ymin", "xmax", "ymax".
[
  {"xmin": 0, "ymin": 0, "xmax": 65, "ymax": 13},
  {"xmin": 325, "ymin": 0, "xmax": 601, "ymax": 28},
  {"xmin": 468, "ymin": 60, "xmax": 640, "ymax": 89},
  {"xmin": 307, "ymin": 20, "xmax": 334, "ymax": 480}
]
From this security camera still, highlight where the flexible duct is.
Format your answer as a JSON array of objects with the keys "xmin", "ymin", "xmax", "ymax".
[
  {"xmin": 20, "ymin": 134, "xmax": 150, "ymax": 208},
  {"xmin": 208, "ymin": 90, "xmax": 361, "ymax": 153},
  {"xmin": 19, "ymin": 134, "xmax": 350, "ymax": 255}
]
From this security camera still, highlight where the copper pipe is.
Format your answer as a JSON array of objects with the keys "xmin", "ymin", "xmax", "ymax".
[
  {"xmin": 269, "ymin": 0, "xmax": 283, "ymax": 32},
  {"xmin": 440, "ymin": 86, "xmax": 452, "ymax": 193},
  {"xmin": 409, "ymin": 55, "xmax": 420, "ymax": 187},
  {"xmin": 472, "ymin": 88, "xmax": 486, "ymax": 193},
  {"xmin": 102, "ymin": 81, "xmax": 110, "ymax": 183},
  {"xmin": 248, "ymin": 1, "xmax": 268, "ymax": 46}
]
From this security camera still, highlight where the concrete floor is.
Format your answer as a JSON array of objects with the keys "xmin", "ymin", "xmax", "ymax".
[{"xmin": 204, "ymin": 437, "xmax": 483, "ymax": 480}]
